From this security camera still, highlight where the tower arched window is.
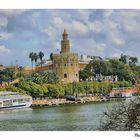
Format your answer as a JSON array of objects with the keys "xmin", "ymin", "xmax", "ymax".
[{"xmin": 64, "ymin": 73, "xmax": 67, "ymax": 78}]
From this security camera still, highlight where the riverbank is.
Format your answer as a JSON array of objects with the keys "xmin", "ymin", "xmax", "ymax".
[{"xmin": 31, "ymin": 96, "xmax": 108, "ymax": 107}]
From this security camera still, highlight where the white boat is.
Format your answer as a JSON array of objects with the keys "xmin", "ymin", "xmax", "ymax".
[
  {"xmin": 0, "ymin": 91, "xmax": 32, "ymax": 110},
  {"xmin": 109, "ymin": 87, "xmax": 133, "ymax": 98}
]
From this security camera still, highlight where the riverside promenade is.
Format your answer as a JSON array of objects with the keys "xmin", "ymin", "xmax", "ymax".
[{"xmin": 32, "ymin": 96, "xmax": 107, "ymax": 107}]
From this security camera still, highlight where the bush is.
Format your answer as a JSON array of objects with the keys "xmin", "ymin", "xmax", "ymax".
[
  {"xmin": 6, "ymin": 85, "xmax": 27, "ymax": 95},
  {"xmin": 100, "ymin": 97, "xmax": 140, "ymax": 130},
  {"xmin": 47, "ymin": 84, "xmax": 64, "ymax": 98}
]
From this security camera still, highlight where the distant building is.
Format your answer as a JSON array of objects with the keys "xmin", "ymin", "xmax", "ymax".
[{"xmin": 79, "ymin": 55, "xmax": 102, "ymax": 62}]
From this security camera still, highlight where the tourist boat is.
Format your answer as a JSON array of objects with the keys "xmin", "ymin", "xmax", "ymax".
[
  {"xmin": 109, "ymin": 87, "xmax": 134, "ymax": 98},
  {"xmin": 0, "ymin": 91, "xmax": 32, "ymax": 110}
]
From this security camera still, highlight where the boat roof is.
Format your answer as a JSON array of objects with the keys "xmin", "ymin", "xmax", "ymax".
[{"xmin": 0, "ymin": 91, "xmax": 31, "ymax": 102}]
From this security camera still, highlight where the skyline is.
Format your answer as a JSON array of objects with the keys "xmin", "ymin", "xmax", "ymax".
[{"xmin": 0, "ymin": 9, "xmax": 140, "ymax": 66}]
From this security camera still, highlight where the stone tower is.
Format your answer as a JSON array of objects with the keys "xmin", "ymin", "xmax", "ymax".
[{"xmin": 52, "ymin": 29, "xmax": 79, "ymax": 84}]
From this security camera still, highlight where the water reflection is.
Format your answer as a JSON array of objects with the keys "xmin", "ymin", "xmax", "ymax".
[{"xmin": 0, "ymin": 101, "xmax": 122, "ymax": 131}]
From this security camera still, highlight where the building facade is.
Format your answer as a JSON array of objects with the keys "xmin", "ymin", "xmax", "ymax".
[{"xmin": 52, "ymin": 29, "xmax": 79, "ymax": 83}]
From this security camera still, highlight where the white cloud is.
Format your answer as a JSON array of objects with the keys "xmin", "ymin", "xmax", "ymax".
[
  {"xmin": 77, "ymin": 10, "xmax": 91, "ymax": 21},
  {"xmin": 89, "ymin": 21, "xmax": 103, "ymax": 33},
  {"xmin": 123, "ymin": 20, "xmax": 139, "ymax": 32},
  {"xmin": 0, "ymin": 45, "xmax": 11, "ymax": 55},
  {"xmin": 111, "ymin": 37, "xmax": 125, "ymax": 46},
  {"xmin": 0, "ymin": 16, "xmax": 8, "ymax": 27},
  {"xmin": 43, "ymin": 26, "xmax": 56, "ymax": 37},
  {"xmin": 65, "ymin": 20, "xmax": 89, "ymax": 37},
  {"xmin": 0, "ymin": 32, "xmax": 12, "ymax": 39},
  {"xmin": 0, "ymin": 10, "xmax": 28, "ymax": 17},
  {"xmin": 52, "ymin": 17, "xmax": 63, "ymax": 25},
  {"xmin": 104, "ymin": 10, "xmax": 114, "ymax": 17}
]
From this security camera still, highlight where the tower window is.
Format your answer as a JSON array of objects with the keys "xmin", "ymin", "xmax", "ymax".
[
  {"xmin": 71, "ymin": 64, "xmax": 73, "ymax": 66},
  {"xmin": 64, "ymin": 73, "xmax": 67, "ymax": 78},
  {"xmin": 76, "ymin": 74, "xmax": 78, "ymax": 77},
  {"xmin": 64, "ymin": 64, "xmax": 66, "ymax": 66}
]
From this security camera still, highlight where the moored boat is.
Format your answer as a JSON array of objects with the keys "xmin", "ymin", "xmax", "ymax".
[{"xmin": 0, "ymin": 91, "xmax": 32, "ymax": 110}]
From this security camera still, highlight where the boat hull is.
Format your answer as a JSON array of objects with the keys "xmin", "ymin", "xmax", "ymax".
[{"xmin": 0, "ymin": 103, "xmax": 31, "ymax": 110}]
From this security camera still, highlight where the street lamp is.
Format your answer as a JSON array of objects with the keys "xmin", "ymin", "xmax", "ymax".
[{"xmin": 86, "ymin": 78, "xmax": 88, "ymax": 96}]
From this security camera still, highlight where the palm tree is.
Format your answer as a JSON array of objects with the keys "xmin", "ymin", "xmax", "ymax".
[
  {"xmin": 34, "ymin": 53, "xmax": 39, "ymax": 71},
  {"xmin": 29, "ymin": 52, "xmax": 34, "ymax": 73},
  {"xmin": 50, "ymin": 53, "xmax": 53, "ymax": 61},
  {"xmin": 38, "ymin": 51, "xmax": 44, "ymax": 69}
]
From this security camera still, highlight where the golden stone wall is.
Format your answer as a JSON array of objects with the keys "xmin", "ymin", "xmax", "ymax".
[{"xmin": 53, "ymin": 53, "xmax": 79, "ymax": 83}]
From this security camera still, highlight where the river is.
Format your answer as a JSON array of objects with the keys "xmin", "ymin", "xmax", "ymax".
[{"xmin": 0, "ymin": 101, "xmax": 121, "ymax": 131}]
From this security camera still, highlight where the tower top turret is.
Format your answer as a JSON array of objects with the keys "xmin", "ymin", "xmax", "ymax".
[
  {"xmin": 62, "ymin": 29, "xmax": 68, "ymax": 40},
  {"xmin": 61, "ymin": 29, "xmax": 70, "ymax": 53}
]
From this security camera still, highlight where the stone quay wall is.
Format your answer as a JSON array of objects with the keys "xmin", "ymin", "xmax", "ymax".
[{"xmin": 32, "ymin": 96, "xmax": 107, "ymax": 107}]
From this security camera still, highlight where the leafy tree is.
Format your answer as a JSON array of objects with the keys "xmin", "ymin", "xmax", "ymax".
[
  {"xmin": 18, "ymin": 66, "xmax": 24, "ymax": 77},
  {"xmin": 0, "ymin": 69, "xmax": 16, "ymax": 86},
  {"xmin": 129, "ymin": 56, "xmax": 138, "ymax": 66},
  {"xmin": 109, "ymin": 59, "xmax": 133, "ymax": 81},
  {"xmin": 27, "ymin": 72, "xmax": 59, "ymax": 84},
  {"xmin": 47, "ymin": 84, "xmax": 64, "ymax": 98},
  {"xmin": 100, "ymin": 97, "xmax": 140, "ymax": 130},
  {"xmin": 6, "ymin": 85, "xmax": 27, "ymax": 95},
  {"xmin": 79, "ymin": 68, "xmax": 92, "ymax": 81},
  {"xmin": 119, "ymin": 54, "xmax": 128, "ymax": 64}
]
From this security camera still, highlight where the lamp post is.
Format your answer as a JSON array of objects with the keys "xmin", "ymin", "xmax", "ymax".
[{"xmin": 86, "ymin": 78, "xmax": 88, "ymax": 96}]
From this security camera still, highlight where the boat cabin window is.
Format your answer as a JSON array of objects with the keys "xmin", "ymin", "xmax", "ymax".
[
  {"xmin": 13, "ymin": 99, "xmax": 18, "ymax": 102},
  {"xmin": 0, "ymin": 102, "xmax": 2, "ymax": 107},
  {"xmin": 24, "ymin": 98, "xmax": 30, "ymax": 102},
  {"xmin": 18, "ymin": 99, "xmax": 24, "ymax": 103},
  {"xmin": 3, "ymin": 100, "xmax": 12, "ymax": 106}
]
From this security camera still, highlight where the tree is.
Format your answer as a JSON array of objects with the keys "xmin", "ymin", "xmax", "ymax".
[
  {"xmin": 47, "ymin": 84, "xmax": 64, "ymax": 98},
  {"xmin": 109, "ymin": 59, "xmax": 133, "ymax": 81},
  {"xmin": 79, "ymin": 68, "xmax": 92, "ymax": 81},
  {"xmin": 50, "ymin": 53, "xmax": 53, "ymax": 61},
  {"xmin": 38, "ymin": 51, "xmax": 44, "ymax": 69},
  {"xmin": 33, "ymin": 52, "xmax": 39, "ymax": 66},
  {"xmin": 0, "ymin": 69, "xmax": 16, "ymax": 86},
  {"xmin": 29, "ymin": 72, "xmax": 60, "ymax": 84},
  {"xmin": 29, "ymin": 52, "xmax": 34, "ymax": 73},
  {"xmin": 8, "ymin": 69, "xmax": 15, "ymax": 82},
  {"xmin": 119, "ymin": 54, "xmax": 128, "ymax": 64},
  {"xmin": 18, "ymin": 66, "xmax": 24, "ymax": 77},
  {"xmin": 129, "ymin": 56, "xmax": 138, "ymax": 66},
  {"xmin": 100, "ymin": 97, "xmax": 140, "ymax": 131}
]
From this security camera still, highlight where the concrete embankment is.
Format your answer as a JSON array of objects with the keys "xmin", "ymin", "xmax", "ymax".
[{"xmin": 31, "ymin": 96, "xmax": 107, "ymax": 107}]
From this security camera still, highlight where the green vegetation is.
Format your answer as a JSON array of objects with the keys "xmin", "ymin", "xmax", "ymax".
[
  {"xmin": 0, "ymin": 54, "xmax": 139, "ymax": 99},
  {"xmin": 27, "ymin": 72, "xmax": 60, "ymax": 84},
  {"xmin": 79, "ymin": 54, "xmax": 140, "ymax": 84},
  {"xmin": 0, "ymin": 68, "xmax": 15, "ymax": 86},
  {"xmin": 0, "ymin": 68, "xmax": 132, "ymax": 98},
  {"xmin": 0, "ymin": 80, "xmax": 130, "ymax": 99},
  {"xmin": 100, "ymin": 97, "xmax": 140, "ymax": 130}
]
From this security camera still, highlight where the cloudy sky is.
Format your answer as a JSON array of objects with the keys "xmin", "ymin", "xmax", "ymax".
[{"xmin": 0, "ymin": 9, "xmax": 140, "ymax": 66}]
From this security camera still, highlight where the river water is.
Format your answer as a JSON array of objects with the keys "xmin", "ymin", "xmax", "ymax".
[{"xmin": 0, "ymin": 101, "xmax": 121, "ymax": 131}]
